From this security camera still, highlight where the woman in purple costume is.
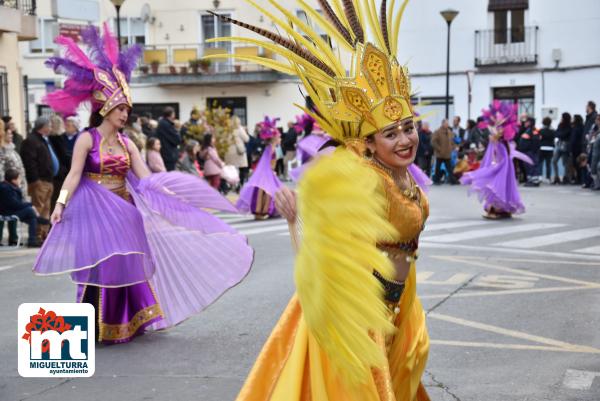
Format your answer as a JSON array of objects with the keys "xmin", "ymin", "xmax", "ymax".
[
  {"xmin": 461, "ymin": 101, "xmax": 532, "ymax": 219},
  {"xmin": 237, "ymin": 116, "xmax": 282, "ymax": 220},
  {"xmin": 34, "ymin": 23, "xmax": 253, "ymax": 344}
]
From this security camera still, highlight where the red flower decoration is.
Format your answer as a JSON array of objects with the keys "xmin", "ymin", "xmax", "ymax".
[{"xmin": 22, "ymin": 308, "xmax": 72, "ymax": 353}]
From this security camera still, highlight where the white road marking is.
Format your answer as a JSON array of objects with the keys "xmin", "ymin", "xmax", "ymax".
[
  {"xmin": 423, "ymin": 220, "xmax": 491, "ymax": 232},
  {"xmin": 229, "ymin": 219, "xmax": 286, "ymax": 230},
  {"xmin": 497, "ymin": 227, "xmax": 600, "ymax": 249},
  {"xmin": 563, "ymin": 369, "xmax": 600, "ymax": 390},
  {"xmin": 417, "ymin": 271, "xmax": 474, "ymax": 285},
  {"xmin": 239, "ymin": 224, "xmax": 290, "ymax": 236},
  {"xmin": 421, "ymin": 242, "xmax": 600, "ymax": 262},
  {"xmin": 422, "ymin": 223, "xmax": 565, "ymax": 243},
  {"xmin": 219, "ymin": 217, "xmax": 254, "ymax": 225},
  {"xmin": 572, "ymin": 245, "xmax": 600, "ymax": 255},
  {"xmin": 0, "ymin": 265, "xmax": 15, "ymax": 272},
  {"xmin": 474, "ymin": 275, "xmax": 539, "ymax": 290}
]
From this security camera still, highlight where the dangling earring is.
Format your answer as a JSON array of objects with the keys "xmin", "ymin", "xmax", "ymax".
[{"xmin": 364, "ymin": 147, "xmax": 373, "ymax": 160}]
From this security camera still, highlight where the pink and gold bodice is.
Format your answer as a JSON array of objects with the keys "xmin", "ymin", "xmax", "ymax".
[
  {"xmin": 84, "ymin": 127, "xmax": 131, "ymax": 177},
  {"xmin": 84, "ymin": 128, "xmax": 131, "ymax": 198}
]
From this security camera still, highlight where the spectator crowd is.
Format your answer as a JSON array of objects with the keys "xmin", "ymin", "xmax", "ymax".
[
  {"xmin": 416, "ymin": 100, "xmax": 600, "ymax": 191},
  {"xmin": 2, "ymin": 100, "xmax": 598, "ymax": 247},
  {"xmin": 0, "ymin": 105, "xmax": 303, "ymax": 246}
]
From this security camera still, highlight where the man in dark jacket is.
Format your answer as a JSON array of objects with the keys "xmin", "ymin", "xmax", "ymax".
[
  {"xmin": 416, "ymin": 121, "xmax": 433, "ymax": 177},
  {"xmin": 518, "ymin": 117, "xmax": 541, "ymax": 186},
  {"xmin": 282, "ymin": 121, "xmax": 298, "ymax": 180},
  {"xmin": 20, "ymin": 117, "xmax": 57, "ymax": 242},
  {"xmin": 584, "ymin": 101, "xmax": 597, "ymax": 139},
  {"xmin": 0, "ymin": 169, "xmax": 40, "ymax": 247},
  {"xmin": 538, "ymin": 117, "xmax": 556, "ymax": 181},
  {"xmin": 155, "ymin": 107, "xmax": 182, "ymax": 171},
  {"xmin": 48, "ymin": 117, "xmax": 75, "ymax": 210}
]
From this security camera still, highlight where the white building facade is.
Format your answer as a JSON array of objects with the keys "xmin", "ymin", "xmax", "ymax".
[{"xmin": 19, "ymin": 0, "xmax": 600, "ymax": 130}]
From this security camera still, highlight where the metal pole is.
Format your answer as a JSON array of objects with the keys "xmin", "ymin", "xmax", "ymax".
[
  {"xmin": 445, "ymin": 20, "xmax": 451, "ymax": 120},
  {"xmin": 116, "ymin": 5, "xmax": 122, "ymax": 51}
]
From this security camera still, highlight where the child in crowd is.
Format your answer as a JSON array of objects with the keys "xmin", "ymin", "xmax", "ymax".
[{"xmin": 0, "ymin": 169, "xmax": 43, "ymax": 247}]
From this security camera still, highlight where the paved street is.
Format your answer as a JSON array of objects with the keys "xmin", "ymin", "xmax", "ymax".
[{"xmin": 1, "ymin": 184, "xmax": 599, "ymax": 401}]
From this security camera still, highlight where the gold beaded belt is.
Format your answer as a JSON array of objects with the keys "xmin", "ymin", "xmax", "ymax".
[{"xmin": 85, "ymin": 172, "xmax": 125, "ymax": 185}]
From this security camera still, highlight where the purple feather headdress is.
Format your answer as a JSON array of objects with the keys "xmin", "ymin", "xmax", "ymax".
[
  {"xmin": 478, "ymin": 100, "xmax": 519, "ymax": 141},
  {"xmin": 293, "ymin": 113, "xmax": 315, "ymax": 133},
  {"xmin": 44, "ymin": 22, "xmax": 142, "ymax": 117},
  {"xmin": 259, "ymin": 116, "xmax": 280, "ymax": 140}
]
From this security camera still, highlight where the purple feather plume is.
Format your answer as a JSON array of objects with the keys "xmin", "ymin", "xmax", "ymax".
[
  {"xmin": 118, "ymin": 44, "xmax": 142, "ymax": 80},
  {"xmin": 478, "ymin": 100, "xmax": 519, "ymax": 142},
  {"xmin": 45, "ymin": 57, "xmax": 95, "ymax": 85},
  {"xmin": 80, "ymin": 24, "xmax": 113, "ymax": 71}
]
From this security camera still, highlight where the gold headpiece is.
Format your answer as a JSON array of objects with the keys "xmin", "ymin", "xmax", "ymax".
[{"xmin": 204, "ymin": 0, "xmax": 413, "ymax": 142}]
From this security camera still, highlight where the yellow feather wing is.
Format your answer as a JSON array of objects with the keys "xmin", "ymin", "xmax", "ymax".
[{"xmin": 295, "ymin": 148, "xmax": 398, "ymax": 387}]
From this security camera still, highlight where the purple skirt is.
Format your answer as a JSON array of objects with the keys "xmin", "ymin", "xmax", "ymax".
[
  {"xmin": 34, "ymin": 172, "xmax": 254, "ymax": 343},
  {"xmin": 237, "ymin": 145, "xmax": 282, "ymax": 216},
  {"xmin": 76, "ymin": 282, "xmax": 162, "ymax": 344},
  {"xmin": 460, "ymin": 140, "xmax": 525, "ymax": 214}
]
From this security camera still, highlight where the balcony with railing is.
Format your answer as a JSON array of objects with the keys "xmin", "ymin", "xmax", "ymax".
[
  {"xmin": 0, "ymin": 0, "xmax": 37, "ymax": 40},
  {"xmin": 474, "ymin": 25, "xmax": 538, "ymax": 67},
  {"xmin": 133, "ymin": 43, "xmax": 289, "ymax": 85}
]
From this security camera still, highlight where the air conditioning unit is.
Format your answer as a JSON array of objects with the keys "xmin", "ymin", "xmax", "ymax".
[{"xmin": 542, "ymin": 106, "xmax": 559, "ymax": 120}]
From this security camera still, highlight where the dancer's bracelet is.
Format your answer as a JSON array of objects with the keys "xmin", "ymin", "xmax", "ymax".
[{"xmin": 56, "ymin": 189, "xmax": 69, "ymax": 206}]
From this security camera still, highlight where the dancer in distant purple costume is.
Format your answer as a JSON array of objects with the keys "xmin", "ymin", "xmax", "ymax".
[
  {"xmin": 236, "ymin": 116, "xmax": 282, "ymax": 220},
  {"xmin": 34, "ymin": 23, "xmax": 253, "ymax": 344},
  {"xmin": 460, "ymin": 100, "xmax": 533, "ymax": 219}
]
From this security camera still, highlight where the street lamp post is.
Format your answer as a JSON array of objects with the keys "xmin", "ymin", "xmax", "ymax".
[
  {"xmin": 110, "ymin": 0, "xmax": 126, "ymax": 50},
  {"xmin": 440, "ymin": 9, "xmax": 459, "ymax": 120}
]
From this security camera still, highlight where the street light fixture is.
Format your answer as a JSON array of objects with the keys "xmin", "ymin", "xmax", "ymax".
[
  {"xmin": 110, "ymin": 0, "xmax": 126, "ymax": 50},
  {"xmin": 440, "ymin": 9, "xmax": 459, "ymax": 120}
]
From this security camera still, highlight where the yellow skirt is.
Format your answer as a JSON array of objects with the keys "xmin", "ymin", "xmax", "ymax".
[{"xmin": 237, "ymin": 264, "xmax": 430, "ymax": 401}]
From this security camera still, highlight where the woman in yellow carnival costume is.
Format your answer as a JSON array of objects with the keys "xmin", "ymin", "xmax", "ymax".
[{"xmin": 206, "ymin": 1, "xmax": 430, "ymax": 400}]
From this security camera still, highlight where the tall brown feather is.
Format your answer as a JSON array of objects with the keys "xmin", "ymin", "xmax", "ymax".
[
  {"xmin": 342, "ymin": 0, "xmax": 364, "ymax": 43},
  {"xmin": 380, "ymin": 0, "xmax": 391, "ymax": 53},
  {"xmin": 316, "ymin": 0, "xmax": 353, "ymax": 45},
  {"xmin": 207, "ymin": 11, "xmax": 336, "ymax": 77}
]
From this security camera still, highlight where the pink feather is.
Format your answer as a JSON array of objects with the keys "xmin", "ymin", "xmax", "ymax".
[
  {"xmin": 43, "ymin": 90, "xmax": 90, "ymax": 117},
  {"xmin": 54, "ymin": 36, "xmax": 95, "ymax": 69},
  {"xmin": 102, "ymin": 22, "xmax": 119, "ymax": 65}
]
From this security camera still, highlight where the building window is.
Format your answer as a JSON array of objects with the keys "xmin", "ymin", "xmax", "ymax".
[
  {"xmin": 493, "ymin": 86, "xmax": 535, "ymax": 117},
  {"xmin": 0, "ymin": 70, "xmax": 9, "ymax": 117},
  {"xmin": 494, "ymin": 11, "xmax": 507, "ymax": 44},
  {"xmin": 114, "ymin": 18, "xmax": 146, "ymax": 47},
  {"xmin": 493, "ymin": 9, "xmax": 525, "ymax": 44},
  {"xmin": 132, "ymin": 103, "xmax": 180, "ymax": 121},
  {"xmin": 202, "ymin": 13, "xmax": 231, "ymax": 50},
  {"xmin": 30, "ymin": 19, "xmax": 57, "ymax": 54},
  {"xmin": 510, "ymin": 9, "xmax": 525, "ymax": 43}
]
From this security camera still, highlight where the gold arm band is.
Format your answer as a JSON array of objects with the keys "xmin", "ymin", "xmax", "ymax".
[{"xmin": 56, "ymin": 189, "xmax": 69, "ymax": 206}]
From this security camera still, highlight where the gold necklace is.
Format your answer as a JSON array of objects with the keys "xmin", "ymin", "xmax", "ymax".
[
  {"xmin": 370, "ymin": 157, "xmax": 420, "ymax": 201},
  {"xmin": 102, "ymin": 135, "xmax": 119, "ymax": 154}
]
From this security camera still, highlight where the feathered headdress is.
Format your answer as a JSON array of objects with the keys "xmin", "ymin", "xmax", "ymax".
[
  {"xmin": 204, "ymin": 0, "xmax": 415, "ymax": 142},
  {"xmin": 293, "ymin": 113, "xmax": 315, "ymax": 133},
  {"xmin": 258, "ymin": 115, "xmax": 280, "ymax": 139},
  {"xmin": 44, "ymin": 22, "xmax": 142, "ymax": 117},
  {"xmin": 478, "ymin": 100, "xmax": 519, "ymax": 141}
]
